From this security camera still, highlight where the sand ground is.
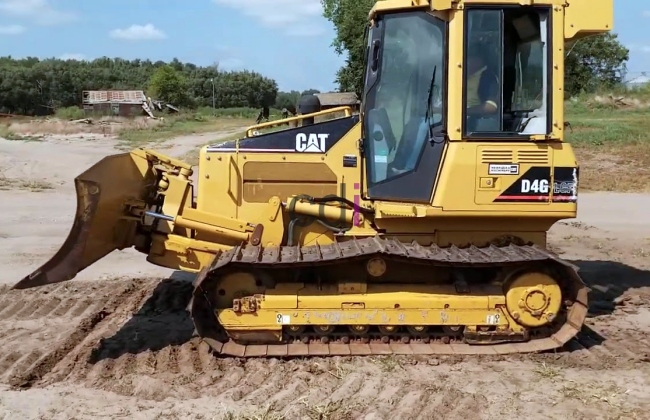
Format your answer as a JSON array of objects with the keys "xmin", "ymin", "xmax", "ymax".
[{"xmin": 0, "ymin": 132, "xmax": 648, "ymax": 420}]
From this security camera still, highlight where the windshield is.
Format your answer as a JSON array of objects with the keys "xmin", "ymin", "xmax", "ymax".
[{"xmin": 362, "ymin": 11, "xmax": 446, "ymax": 202}]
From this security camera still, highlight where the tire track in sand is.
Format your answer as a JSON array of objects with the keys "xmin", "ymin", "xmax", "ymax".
[
  {"xmin": 0, "ymin": 278, "xmax": 157, "ymax": 386},
  {"xmin": 2, "ymin": 273, "xmax": 648, "ymax": 418}
]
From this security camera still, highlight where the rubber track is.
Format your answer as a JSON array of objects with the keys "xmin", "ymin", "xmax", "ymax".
[{"xmin": 189, "ymin": 237, "xmax": 588, "ymax": 357}]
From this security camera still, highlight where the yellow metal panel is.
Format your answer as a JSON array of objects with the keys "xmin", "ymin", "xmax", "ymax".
[
  {"xmin": 431, "ymin": 142, "xmax": 576, "ymax": 219},
  {"xmin": 551, "ymin": 5, "xmax": 565, "ymax": 138},
  {"xmin": 430, "ymin": 0, "xmax": 452, "ymax": 10},
  {"xmin": 474, "ymin": 144, "xmax": 553, "ymax": 205},
  {"xmin": 195, "ymin": 120, "xmax": 370, "ymax": 248},
  {"xmin": 564, "ymin": 0, "xmax": 613, "ymax": 39},
  {"xmin": 146, "ymin": 233, "xmax": 226, "ymax": 272},
  {"xmin": 197, "ymin": 146, "xmax": 239, "ymax": 219},
  {"xmin": 232, "ymin": 123, "xmax": 369, "ymax": 236},
  {"xmin": 371, "ymin": 0, "xmax": 429, "ymax": 17},
  {"xmin": 447, "ymin": 8, "xmax": 464, "ymax": 140},
  {"xmin": 296, "ymin": 292, "xmax": 502, "ymax": 310},
  {"xmin": 263, "ymin": 283, "xmax": 302, "ymax": 309},
  {"xmin": 279, "ymin": 282, "xmax": 507, "ymax": 309},
  {"xmin": 218, "ymin": 308, "xmax": 510, "ymax": 329}
]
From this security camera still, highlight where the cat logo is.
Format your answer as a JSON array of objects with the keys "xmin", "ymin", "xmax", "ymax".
[{"xmin": 295, "ymin": 133, "xmax": 329, "ymax": 153}]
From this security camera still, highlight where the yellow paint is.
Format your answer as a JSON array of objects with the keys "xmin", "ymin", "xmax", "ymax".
[
  {"xmin": 505, "ymin": 271, "xmax": 562, "ymax": 328},
  {"xmin": 218, "ymin": 308, "xmax": 510, "ymax": 330}
]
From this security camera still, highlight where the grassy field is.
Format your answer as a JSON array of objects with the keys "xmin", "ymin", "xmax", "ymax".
[
  {"xmin": 565, "ymin": 93, "xmax": 650, "ymax": 192},
  {"xmin": 116, "ymin": 106, "xmax": 272, "ymax": 146},
  {"xmin": 0, "ymin": 106, "xmax": 281, "ymax": 147}
]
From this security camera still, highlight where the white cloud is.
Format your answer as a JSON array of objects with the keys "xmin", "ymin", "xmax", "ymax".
[
  {"xmin": 212, "ymin": 0, "xmax": 325, "ymax": 36},
  {"xmin": 59, "ymin": 53, "xmax": 85, "ymax": 61},
  {"xmin": 0, "ymin": 24, "xmax": 24, "ymax": 34},
  {"xmin": 643, "ymin": 10, "xmax": 650, "ymax": 17},
  {"xmin": 109, "ymin": 24, "xmax": 166, "ymax": 41},
  {"xmin": 0, "ymin": 0, "xmax": 77, "ymax": 25}
]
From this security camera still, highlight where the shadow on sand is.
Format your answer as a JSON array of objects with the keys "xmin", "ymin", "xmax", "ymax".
[
  {"xmin": 560, "ymin": 259, "xmax": 650, "ymax": 352},
  {"xmin": 87, "ymin": 260, "xmax": 650, "ymax": 363},
  {"xmin": 87, "ymin": 270, "xmax": 197, "ymax": 364}
]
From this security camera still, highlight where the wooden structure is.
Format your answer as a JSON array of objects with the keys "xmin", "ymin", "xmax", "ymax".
[{"xmin": 82, "ymin": 90, "xmax": 147, "ymax": 117}]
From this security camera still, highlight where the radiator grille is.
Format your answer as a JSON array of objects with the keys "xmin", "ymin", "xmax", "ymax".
[
  {"xmin": 516, "ymin": 149, "xmax": 549, "ymax": 164},
  {"xmin": 481, "ymin": 150, "xmax": 514, "ymax": 163},
  {"xmin": 481, "ymin": 149, "xmax": 550, "ymax": 165}
]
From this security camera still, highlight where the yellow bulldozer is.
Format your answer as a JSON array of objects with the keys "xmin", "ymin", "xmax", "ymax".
[{"xmin": 14, "ymin": 0, "xmax": 613, "ymax": 357}]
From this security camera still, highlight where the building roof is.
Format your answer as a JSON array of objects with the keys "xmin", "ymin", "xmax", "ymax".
[
  {"xmin": 82, "ymin": 90, "xmax": 146, "ymax": 104},
  {"xmin": 315, "ymin": 92, "xmax": 359, "ymax": 107}
]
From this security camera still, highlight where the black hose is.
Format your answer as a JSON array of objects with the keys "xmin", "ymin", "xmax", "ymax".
[{"xmin": 315, "ymin": 218, "xmax": 348, "ymax": 233}]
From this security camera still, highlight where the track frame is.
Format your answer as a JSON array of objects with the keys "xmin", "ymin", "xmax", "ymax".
[{"xmin": 189, "ymin": 237, "xmax": 588, "ymax": 357}]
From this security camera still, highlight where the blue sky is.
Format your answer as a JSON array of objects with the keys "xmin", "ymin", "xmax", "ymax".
[{"xmin": 0, "ymin": 0, "xmax": 648, "ymax": 91}]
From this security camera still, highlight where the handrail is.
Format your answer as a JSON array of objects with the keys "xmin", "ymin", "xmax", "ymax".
[{"xmin": 244, "ymin": 106, "xmax": 353, "ymax": 137}]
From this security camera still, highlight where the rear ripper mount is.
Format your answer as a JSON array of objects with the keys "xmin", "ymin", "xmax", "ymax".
[{"xmin": 189, "ymin": 237, "xmax": 587, "ymax": 357}]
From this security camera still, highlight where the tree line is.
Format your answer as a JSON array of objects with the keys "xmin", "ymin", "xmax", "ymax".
[
  {"xmin": 2, "ymin": 1, "xmax": 629, "ymax": 116},
  {"xmin": 0, "ymin": 56, "xmax": 317, "ymax": 116}
]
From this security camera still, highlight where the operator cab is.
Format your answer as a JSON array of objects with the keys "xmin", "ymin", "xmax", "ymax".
[{"xmin": 361, "ymin": 6, "xmax": 550, "ymax": 203}]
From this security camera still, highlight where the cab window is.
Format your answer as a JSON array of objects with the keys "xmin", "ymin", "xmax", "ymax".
[{"xmin": 463, "ymin": 7, "xmax": 550, "ymax": 137}]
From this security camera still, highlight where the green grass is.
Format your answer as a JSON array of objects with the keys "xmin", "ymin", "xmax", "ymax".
[
  {"xmin": 0, "ymin": 124, "xmax": 43, "ymax": 141},
  {"xmin": 565, "ymin": 101, "xmax": 650, "ymax": 146},
  {"xmin": 196, "ymin": 106, "xmax": 283, "ymax": 119},
  {"xmin": 564, "ymin": 92, "xmax": 650, "ymax": 192},
  {"xmin": 0, "ymin": 125, "xmax": 18, "ymax": 139},
  {"xmin": 117, "ymin": 113, "xmax": 252, "ymax": 148},
  {"xmin": 54, "ymin": 106, "xmax": 85, "ymax": 120},
  {"xmin": 53, "ymin": 105, "xmax": 281, "ymax": 121},
  {"xmin": 116, "ymin": 107, "xmax": 289, "ymax": 148}
]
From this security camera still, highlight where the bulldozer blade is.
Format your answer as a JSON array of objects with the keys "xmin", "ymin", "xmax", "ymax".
[{"xmin": 13, "ymin": 150, "xmax": 156, "ymax": 290}]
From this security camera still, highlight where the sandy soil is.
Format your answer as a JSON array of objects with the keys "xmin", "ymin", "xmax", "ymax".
[{"xmin": 0, "ymin": 132, "xmax": 649, "ymax": 420}]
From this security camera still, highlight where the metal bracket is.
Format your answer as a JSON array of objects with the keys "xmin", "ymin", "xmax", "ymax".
[{"xmin": 233, "ymin": 295, "xmax": 264, "ymax": 313}]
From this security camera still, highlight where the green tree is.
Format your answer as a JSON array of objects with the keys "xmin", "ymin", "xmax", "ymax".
[
  {"xmin": 147, "ymin": 65, "xmax": 191, "ymax": 107},
  {"xmin": 564, "ymin": 33, "xmax": 629, "ymax": 96},
  {"xmin": 275, "ymin": 90, "xmax": 301, "ymax": 109},
  {"xmin": 321, "ymin": 0, "xmax": 376, "ymax": 96}
]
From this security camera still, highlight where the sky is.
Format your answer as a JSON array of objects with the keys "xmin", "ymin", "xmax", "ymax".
[{"xmin": 0, "ymin": 0, "xmax": 648, "ymax": 91}]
